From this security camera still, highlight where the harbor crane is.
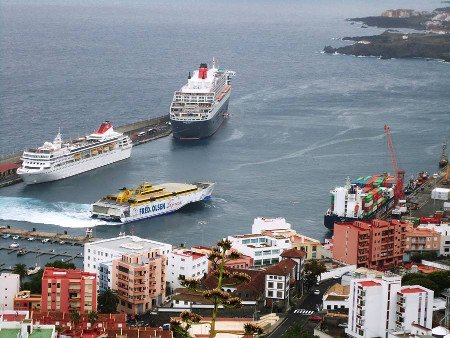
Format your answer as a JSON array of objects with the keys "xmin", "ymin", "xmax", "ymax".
[{"xmin": 384, "ymin": 124, "xmax": 405, "ymax": 202}]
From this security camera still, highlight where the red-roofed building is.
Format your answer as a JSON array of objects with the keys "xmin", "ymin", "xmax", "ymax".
[
  {"xmin": 346, "ymin": 274, "xmax": 433, "ymax": 337},
  {"xmin": 41, "ymin": 267, "xmax": 97, "ymax": 314},
  {"xmin": 264, "ymin": 259, "xmax": 297, "ymax": 310},
  {"xmin": 167, "ymin": 248, "xmax": 208, "ymax": 293},
  {"xmin": 332, "ymin": 219, "xmax": 408, "ymax": 269}
]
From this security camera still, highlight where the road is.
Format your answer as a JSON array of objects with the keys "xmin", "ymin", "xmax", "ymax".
[{"xmin": 267, "ymin": 278, "xmax": 337, "ymax": 337}]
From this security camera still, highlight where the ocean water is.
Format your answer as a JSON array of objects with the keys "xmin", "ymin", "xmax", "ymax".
[{"xmin": 0, "ymin": 0, "xmax": 449, "ymax": 251}]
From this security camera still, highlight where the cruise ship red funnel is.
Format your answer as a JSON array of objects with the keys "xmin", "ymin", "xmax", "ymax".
[
  {"xmin": 198, "ymin": 63, "xmax": 208, "ymax": 79},
  {"xmin": 96, "ymin": 121, "xmax": 112, "ymax": 134}
]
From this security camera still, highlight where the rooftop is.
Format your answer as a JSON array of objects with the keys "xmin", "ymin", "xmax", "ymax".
[
  {"xmin": 358, "ymin": 280, "xmax": 381, "ymax": 287},
  {"xmin": 29, "ymin": 329, "xmax": 54, "ymax": 338},
  {"xmin": 43, "ymin": 267, "xmax": 96, "ymax": 280},
  {"xmin": 0, "ymin": 329, "xmax": 21, "ymax": 338},
  {"xmin": 280, "ymin": 248, "xmax": 306, "ymax": 259},
  {"xmin": 172, "ymin": 249, "xmax": 206, "ymax": 260},
  {"xmin": 324, "ymin": 283, "xmax": 350, "ymax": 297},
  {"xmin": 400, "ymin": 287, "xmax": 428, "ymax": 294},
  {"xmin": 86, "ymin": 235, "xmax": 171, "ymax": 253}
]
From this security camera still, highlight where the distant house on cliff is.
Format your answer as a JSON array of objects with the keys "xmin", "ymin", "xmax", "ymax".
[{"xmin": 382, "ymin": 9, "xmax": 419, "ymax": 18}]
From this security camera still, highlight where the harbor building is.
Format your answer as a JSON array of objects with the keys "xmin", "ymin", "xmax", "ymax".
[
  {"xmin": 84, "ymin": 235, "xmax": 172, "ymax": 289},
  {"xmin": 346, "ymin": 274, "xmax": 433, "ymax": 338},
  {"xmin": 251, "ymin": 217, "xmax": 292, "ymax": 234},
  {"xmin": 41, "ymin": 267, "xmax": 97, "ymax": 313},
  {"xmin": 0, "ymin": 273, "xmax": 20, "ymax": 310},
  {"xmin": 112, "ymin": 248, "xmax": 167, "ymax": 315},
  {"xmin": 166, "ymin": 248, "xmax": 208, "ymax": 293},
  {"xmin": 332, "ymin": 219, "xmax": 408, "ymax": 269}
]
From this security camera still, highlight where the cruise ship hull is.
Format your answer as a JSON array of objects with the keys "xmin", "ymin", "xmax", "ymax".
[
  {"xmin": 91, "ymin": 183, "xmax": 214, "ymax": 223},
  {"xmin": 324, "ymin": 198, "xmax": 395, "ymax": 230},
  {"xmin": 171, "ymin": 96, "xmax": 230, "ymax": 140},
  {"xmin": 18, "ymin": 147, "xmax": 132, "ymax": 184}
]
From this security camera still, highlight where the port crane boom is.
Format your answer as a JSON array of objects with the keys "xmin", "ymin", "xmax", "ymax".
[{"xmin": 384, "ymin": 124, "xmax": 405, "ymax": 201}]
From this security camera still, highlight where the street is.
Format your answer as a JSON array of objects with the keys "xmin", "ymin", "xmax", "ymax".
[{"xmin": 267, "ymin": 278, "xmax": 337, "ymax": 337}]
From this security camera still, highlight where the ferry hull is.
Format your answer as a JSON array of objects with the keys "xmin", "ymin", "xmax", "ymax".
[
  {"xmin": 91, "ymin": 183, "xmax": 214, "ymax": 223},
  {"xmin": 171, "ymin": 96, "xmax": 229, "ymax": 140},
  {"xmin": 324, "ymin": 198, "xmax": 395, "ymax": 230},
  {"xmin": 18, "ymin": 147, "xmax": 132, "ymax": 184}
]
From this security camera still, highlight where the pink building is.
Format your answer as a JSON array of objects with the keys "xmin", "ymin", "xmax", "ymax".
[
  {"xmin": 112, "ymin": 248, "xmax": 166, "ymax": 315},
  {"xmin": 41, "ymin": 267, "xmax": 97, "ymax": 313},
  {"xmin": 333, "ymin": 219, "xmax": 408, "ymax": 269}
]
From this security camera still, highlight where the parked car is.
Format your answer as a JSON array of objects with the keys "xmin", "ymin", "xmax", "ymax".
[
  {"xmin": 313, "ymin": 289, "xmax": 320, "ymax": 295},
  {"xmin": 308, "ymin": 315, "xmax": 322, "ymax": 322}
]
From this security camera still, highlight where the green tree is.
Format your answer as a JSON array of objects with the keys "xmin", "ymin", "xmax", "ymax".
[
  {"xmin": 98, "ymin": 288, "xmax": 119, "ymax": 314},
  {"xmin": 171, "ymin": 240, "xmax": 263, "ymax": 338},
  {"xmin": 402, "ymin": 273, "xmax": 423, "ymax": 284},
  {"xmin": 22, "ymin": 269, "xmax": 44, "ymax": 294},
  {"xmin": 46, "ymin": 260, "xmax": 76, "ymax": 269},
  {"xmin": 304, "ymin": 259, "xmax": 327, "ymax": 291},
  {"xmin": 13, "ymin": 263, "xmax": 28, "ymax": 286},
  {"xmin": 282, "ymin": 323, "xmax": 319, "ymax": 338},
  {"xmin": 428, "ymin": 271, "xmax": 450, "ymax": 292},
  {"xmin": 403, "ymin": 277, "xmax": 439, "ymax": 293},
  {"xmin": 88, "ymin": 311, "xmax": 98, "ymax": 327}
]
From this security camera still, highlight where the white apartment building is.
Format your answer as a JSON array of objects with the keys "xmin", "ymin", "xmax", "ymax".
[
  {"xmin": 418, "ymin": 224, "xmax": 450, "ymax": 256},
  {"xmin": 167, "ymin": 248, "xmax": 208, "ymax": 292},
  {"xmin": 0, "ymin": 273, "xmax": 20, "ymax": 310},
  {"xmin": 84, "ymin": 235, "xmax": 172, "ymax": 289},
  {"xmin": 227, "ymin": 233, "xmax": 292, "ymax": 267},
  {"xmin": 264, "ymin": 259, "xmax": 296, "ymax": 310},
  {"xmin": 251, "ymin": 217, "xmax": 291, "ymax": 234},
  {"xmin": 346, "ymin": 274, "xmax": 433, "ymax": 338}
]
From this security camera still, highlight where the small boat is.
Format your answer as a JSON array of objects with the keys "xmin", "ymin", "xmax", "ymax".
[
  {"xmin": 59, "ymin": 241, "xmax": 66, "ymax": 245},
  {"xmin": 41, "ymin": 238, "xmax": 50, "ymax": 243},
  {"xmin": 9, "ymin": 242, "xmax": 19, "ymax": 248},
  {"xmin": 27, "ymin": 237, "xmax": 35, "ymax": 241},
  {"xmin": 2, "ymin": 234, "xmax": 11, "ymax": 239},
  {"xmin": 17, "ymin": 249, "xmax": 27, "ymax": 256},
  {"xmin": 27, "ymin": 265, "xmax": 41, "ymax": 275},
  {"xmin": 12, "ymin": 235, "xmax": 20, "ymax": 240}
]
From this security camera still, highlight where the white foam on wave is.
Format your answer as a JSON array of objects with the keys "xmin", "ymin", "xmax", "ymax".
[
  {"xmin": 223, "ymin": 129, "xmax": 244, "ymax": 142},
  {"xmin": 0, "ymin": 196, "xmax": 112, "ymax": 228}
]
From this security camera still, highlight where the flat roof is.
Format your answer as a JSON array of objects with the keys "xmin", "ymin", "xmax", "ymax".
[
  {"xmin": 29, "ymin": 329, "xmax": 54, "ymax": 338},
  {"xmin": 86, "ymin": 236, "xmax": 171, "ymax": 253}
]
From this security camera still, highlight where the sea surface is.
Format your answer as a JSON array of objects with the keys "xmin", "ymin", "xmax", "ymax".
[{"xmin": 0, "ymin": 0, "xmax": 449, "ymax": 263}]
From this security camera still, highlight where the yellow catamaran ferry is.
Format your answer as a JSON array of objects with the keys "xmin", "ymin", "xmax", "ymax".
[{"xmin": 91, "ymin": 181, "xmax": 214, "ymax": 223}]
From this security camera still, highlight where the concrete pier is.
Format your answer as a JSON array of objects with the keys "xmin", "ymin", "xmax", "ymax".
[{"xmin": 0, "ymin": 227, "xmax": 101, "ymax": 244}]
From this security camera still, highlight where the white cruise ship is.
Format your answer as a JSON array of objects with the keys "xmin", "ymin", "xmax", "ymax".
[
  {"xmin": 170, "ymin": 59, "xmax": 236, "ymax": 139},
  {"xmin": 91, "ymin": 181, "xmax": 214, "ymax": 223},
  {"xmin": 17, "ymin": 121, "xmax": 132, "ymax": 184}
]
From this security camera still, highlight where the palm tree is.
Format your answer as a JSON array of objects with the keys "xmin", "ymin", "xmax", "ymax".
[
  {"xmin": 88, "ymin": 311, "xmax": 98, "ymax": 328},
  {"xmin": 70, "ymin": 311, "xmax": 81, "ymax": 328},
  {"xmin": 13, "ymin": 263, "xmax": 28, "ymax": 287},
  {"xmin": 98, "ymin": 288, "xmax": 119, "ymax": 313}
]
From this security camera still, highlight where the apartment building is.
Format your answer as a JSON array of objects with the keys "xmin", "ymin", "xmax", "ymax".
[
  {"xmin": 333, "ymin": 219, "xmax": 408, "ymax": 269},
  {"xmin": 41, "ymin": 267, "xmax": 97, "ymax": 313},
  {"xmin": 417, "ymin": 224, "xmax": 450, "ymax": 256},
  {"xmin": 0, "ymin": 273, "xmax": 20, "ymax": 310},
  {"xmin": 13, "ymin": 291, "xmax": 41, "ymax": 312},
  {"xmin": 346, "ymin": 274, "xmax": 433, "ymax": 338},
  {"xmin": 167, "ymin": 248, "xmax": 208, "ymax": 292},
  {"xmin": 84, "ymin": 235, "xmax": 172, "ymax": 289},
  {"xmin": 112, "ymin": 248, "xmax": 166, "ymax": 315},
  {"xmin": 405, "ymin": 227, "xmax": 441, "ymax": 259}
]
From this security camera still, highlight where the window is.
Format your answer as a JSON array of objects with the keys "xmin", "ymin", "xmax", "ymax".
[
  {"xmin": 277, "ymin": 291, "xmax": 283, "ymax": 298},
  {"xmin": 268, "ymin": 282, "xmax": 274, "ymax": 288},
  {"xmin": 277, "ymin": 283, "xmax": 283, "ymax": 289},
  {"xmin": 268, "ymin": 291, "xmax": 273, "ymax": 297}
]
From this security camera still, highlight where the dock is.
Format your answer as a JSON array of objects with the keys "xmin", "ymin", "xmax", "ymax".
[
  {"xmin": 0, "ymin": 114, "xmax": 172, "ymax": 188},
  {"xmin": 0, "ymin": 227, "xmax": 101, "ymax": 244}
]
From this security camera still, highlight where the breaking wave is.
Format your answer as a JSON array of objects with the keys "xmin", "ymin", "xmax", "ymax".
[{"xmin": 0, "ymin": 196, "xmax": 111, "ymax": 228}]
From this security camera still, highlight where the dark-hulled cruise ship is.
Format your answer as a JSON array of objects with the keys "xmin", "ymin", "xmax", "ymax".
[{"xmin": 169, "ymin": 59, "xmax": 236, "ymax": 140}]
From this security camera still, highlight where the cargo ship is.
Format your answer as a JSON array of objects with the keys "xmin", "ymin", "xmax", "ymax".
[
  {"xmin": 91, "ymin": 181, "xmax": 214, "ymax": 223},
  {"xmin": 169, "ymin": 59, "xmax": 236, "ymax": 140},
  {"xmin": 324, "ymin": 175, "xmax": 396, "ymax": 230},
  {"xmin": 17, "ymin": 121, "xmax": 132, "ymax": 184}
]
